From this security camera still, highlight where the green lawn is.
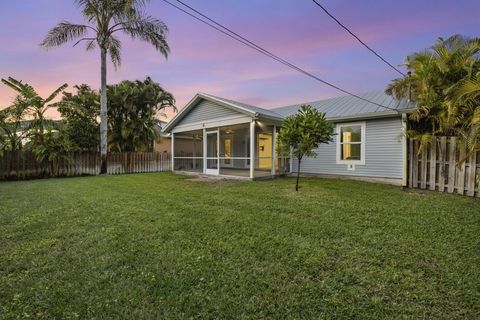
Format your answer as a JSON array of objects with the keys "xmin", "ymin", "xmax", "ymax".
[{"xmin": 0, "ymin": 174, "xmax": 479, "ymax": 319}]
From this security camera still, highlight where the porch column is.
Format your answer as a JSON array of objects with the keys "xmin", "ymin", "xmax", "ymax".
[
  {"xmin": 250, "ymin": 121, "xmax": 255, "ymax": 179},
  {"xmin": 271, "ymin": 125, "xmax": 276, "ymax": 175},
  {"xmin": 401, "ymin": 113, "xmax": 408, "ymax": 187},
  {"xmin": 171, "ymin": 132, "xmax": 175, "ymax": 172},
  {"xmin": 202, "ymin": 127, "xmax": 207, "ymax": 174}
]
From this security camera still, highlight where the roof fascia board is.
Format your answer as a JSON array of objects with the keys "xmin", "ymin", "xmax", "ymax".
[
  {"xmin": 163, "ymin": 93, "xmax": 258, "ymax": 133},
  {"xmin": 327, "ymin": 111, "xmax": 402, "ymax": 122},
  {"xmin": 199, "ymin": 93, "xmax": 257, "ymax": 117},
  {"xmin": 162, "ymin": 93, "xmax": 203, "ymax": 133}
]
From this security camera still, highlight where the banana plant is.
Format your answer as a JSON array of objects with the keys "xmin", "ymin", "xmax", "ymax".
[{"xmin": 1, "ymin": 77, "xmax": 67, "ymax": 148}]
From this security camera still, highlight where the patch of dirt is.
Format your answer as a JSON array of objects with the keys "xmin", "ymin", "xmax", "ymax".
[{"xmin": 185, "ymin": 176, "xmax": 244, "ymax": 187}]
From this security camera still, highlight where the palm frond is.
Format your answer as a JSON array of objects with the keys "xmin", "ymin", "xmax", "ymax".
[
  {"xmin": 117, "ymin": 15, "xmax": 169, "ymax": 58},
  {"xmin": 107, "ymin": 36, "xmax": 122, "ymax": 68},
  {"xmin": 453, "ymin": 75, "xmax": 480, "ymax": 102},
  {"xmin": 85, "ymin": 39, "xmax": 97, "ymax": 51},
  {"xmin": 40, "ymin": 22, "xmax": 89, "ymax": 48}
]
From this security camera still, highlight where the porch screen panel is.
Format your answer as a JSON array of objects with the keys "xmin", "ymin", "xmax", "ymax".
[
  {"xmin": 219, "ymin": 123, "xmax": 252, "ymax": 177},
  {"xmin": 173, "ymin": 130, "xmax": 203, "ymax": 172}
]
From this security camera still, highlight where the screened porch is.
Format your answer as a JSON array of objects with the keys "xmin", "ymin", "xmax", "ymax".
[{"xmin": 171, "ymin": 122, "xmax": 290, "ymax": 179}]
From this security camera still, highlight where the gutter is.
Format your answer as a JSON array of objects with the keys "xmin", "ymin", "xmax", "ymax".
[{"xmin": 326, "ymin": 109, "xmax": 414, "ymax": 123}]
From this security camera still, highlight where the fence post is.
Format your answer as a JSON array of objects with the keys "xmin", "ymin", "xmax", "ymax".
[
  {"xmin": 161, "ymin": 152, "xmax": 163, "ymax": 172},
  {"xmin": 144, "ymin": 153, "xmax": 147, "ymax": 173},
  {"xmin": 123, "ymin": 152, "xmax": 126, "ymax": 174},
  {"xmin": 420, "ymin": 145, "xmax": 427, "ymax": 189},
  {"xmin": 429, "ymin": 138, "xmax": 436, "ymax": 191},
  {"xmin": 130, "ymin": 152, "xmax": 133, "ymax": 173},
  {"xmin": 21, "ymin": 151, "xmax": 26, "ymax": 180},
  {"xmin": 457, "ymin": 149, "xmax": 466, "ymax": 195},
  {"xmin": 144, "ymin": 152, "xmax": 147, "ymax": 173},
  {"xmin": 87, "ymin": 152, "xmax": 91, "ymax": 175},
  {"xmin": 412, "ymin": 140, "xmax": 418, "ymax": 188},
  {"xmin": 447, "ymin": 137, "xmax": 456, "ymax": 193},
  {"xmin": 438, "ymin": 137, "xmax": 446, "ymax": 192},
  {"xmin": 467, "ymin": 151, "xmax": 477, "ymax": 197},
  {"xmin": 147, "ymin": 152, "xmax": 151, "ymax": 173},
  {"xmin": 136, "ymin": 153, "xmax": 140, "ymax": 173}
]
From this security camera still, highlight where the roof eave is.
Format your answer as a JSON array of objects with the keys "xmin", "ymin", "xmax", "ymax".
[
  {"xmin": 255, "ymin": 114, "xmax": 285, "ymax": 123},
  {"xmin": 162, "ymin": 93, "xmax": 203, "ymax": 133},
  {"xmin": 199, "ymin": 93, "xmax": 257, "ymax": 117},
  {"xmin": 163, "ymin": 93, "xmax": 270, "ymax": 133}
]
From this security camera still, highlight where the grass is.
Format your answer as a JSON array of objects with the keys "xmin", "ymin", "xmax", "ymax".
[{"xmin": 0, "ymin": 173, "xmax": 479, "ymax": 319}]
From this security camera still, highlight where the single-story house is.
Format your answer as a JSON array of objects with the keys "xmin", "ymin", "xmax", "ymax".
[{"xmin": 162, "ymin": 91, "xmax": 416, "ymax": 185}]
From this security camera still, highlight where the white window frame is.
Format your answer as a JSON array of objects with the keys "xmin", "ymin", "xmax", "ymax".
[{"xmin": 336, "ymin": 121, "xmax": 366, "ymax": 165}]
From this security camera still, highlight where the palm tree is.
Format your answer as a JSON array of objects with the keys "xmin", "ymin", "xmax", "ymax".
[
  {"xmin": 450, "ymin": 73, "xmax": 480, "ymax": 162},
  {"xmin": 40, "ymin": 0, "xmax": 170, "ymax": 173},
  {"xmin": 107, "ymin": 76, "xmax": 176, "ymax": 152},
  {"xmin": 386, "ymin": 35, "xmax": 480, "ymax": 158}
]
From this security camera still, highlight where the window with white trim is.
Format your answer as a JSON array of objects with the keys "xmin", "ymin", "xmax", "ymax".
[{"xmin": 336, "ymin": 122, "xmax": 365, "ymax": 165}]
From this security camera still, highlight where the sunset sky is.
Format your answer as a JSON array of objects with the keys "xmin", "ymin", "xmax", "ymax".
[{"xmin": 0, "ymin": 0, "xmax": 479, "ymax": 119}]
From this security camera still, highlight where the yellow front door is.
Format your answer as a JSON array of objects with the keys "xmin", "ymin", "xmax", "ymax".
[{"xmin": 257, "ymin": 133, "xmax": 272, "ymax": 169}]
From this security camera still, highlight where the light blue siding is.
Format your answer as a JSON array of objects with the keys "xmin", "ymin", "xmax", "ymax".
[
  {"xmin": 292, "ymin": 117, "xmax": 404, "ymax": 179},
  {"xmin": 176, "ymin": 99, "xmax": 240, "ymax": 127}
]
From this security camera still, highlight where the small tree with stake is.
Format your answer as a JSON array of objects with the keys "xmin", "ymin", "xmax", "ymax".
[{"xmin": 278, "ymin": 105, "xmax": 334, "ymax": 191}]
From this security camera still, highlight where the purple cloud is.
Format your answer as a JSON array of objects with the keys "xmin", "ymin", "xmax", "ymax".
[{"xmin": 1, "ymin": 0, "xmax": 479, "ymax": 120}]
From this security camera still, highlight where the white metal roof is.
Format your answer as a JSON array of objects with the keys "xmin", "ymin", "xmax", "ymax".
[{"xmin": 272, "ymin": 91, "xmax": 416, "ymax": 119}]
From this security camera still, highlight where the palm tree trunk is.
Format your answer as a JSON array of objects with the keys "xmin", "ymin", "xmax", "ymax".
[
  {"xmin": 296, "ymin": 157, "xmax": 301, "ymax": 192},
  {"xmin": 100, "ymin": 47, "xmax": 108, "ymax": 174}
]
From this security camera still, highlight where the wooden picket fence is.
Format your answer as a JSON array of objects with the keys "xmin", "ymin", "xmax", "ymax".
[
  {"xmin": 409, "ymin": 137, "xmax": 479, "ymax": 197},
  {"xmin": 106, "ymin": 152, "xmax": 171, "ymax": 175},
  {"xmin": 0, "ymin": 151, "xmax": 171, "ymax": 181}
]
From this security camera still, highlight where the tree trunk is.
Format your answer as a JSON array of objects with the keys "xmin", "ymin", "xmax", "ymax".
[
  {"xmin": 296, "ymin": 157, "xmax": 301, "ymax": 192},
  {"xmin": 100, "ymin": 47, "xmax": 108, "ymax": 174}
]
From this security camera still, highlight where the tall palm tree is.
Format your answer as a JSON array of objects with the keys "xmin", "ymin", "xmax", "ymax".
[{"xmin": 40, "ymin": 0, "xmax": 170, "ymax": 173}]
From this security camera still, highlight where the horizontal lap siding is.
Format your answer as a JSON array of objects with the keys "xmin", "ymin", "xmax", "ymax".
[
  {"xmin": 177, "ymin": 100, "xmax": 240, "ymax": 126},
  {"xmin": 292, "ymin": 117, "xmax": 403, "ymax": 179}
]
